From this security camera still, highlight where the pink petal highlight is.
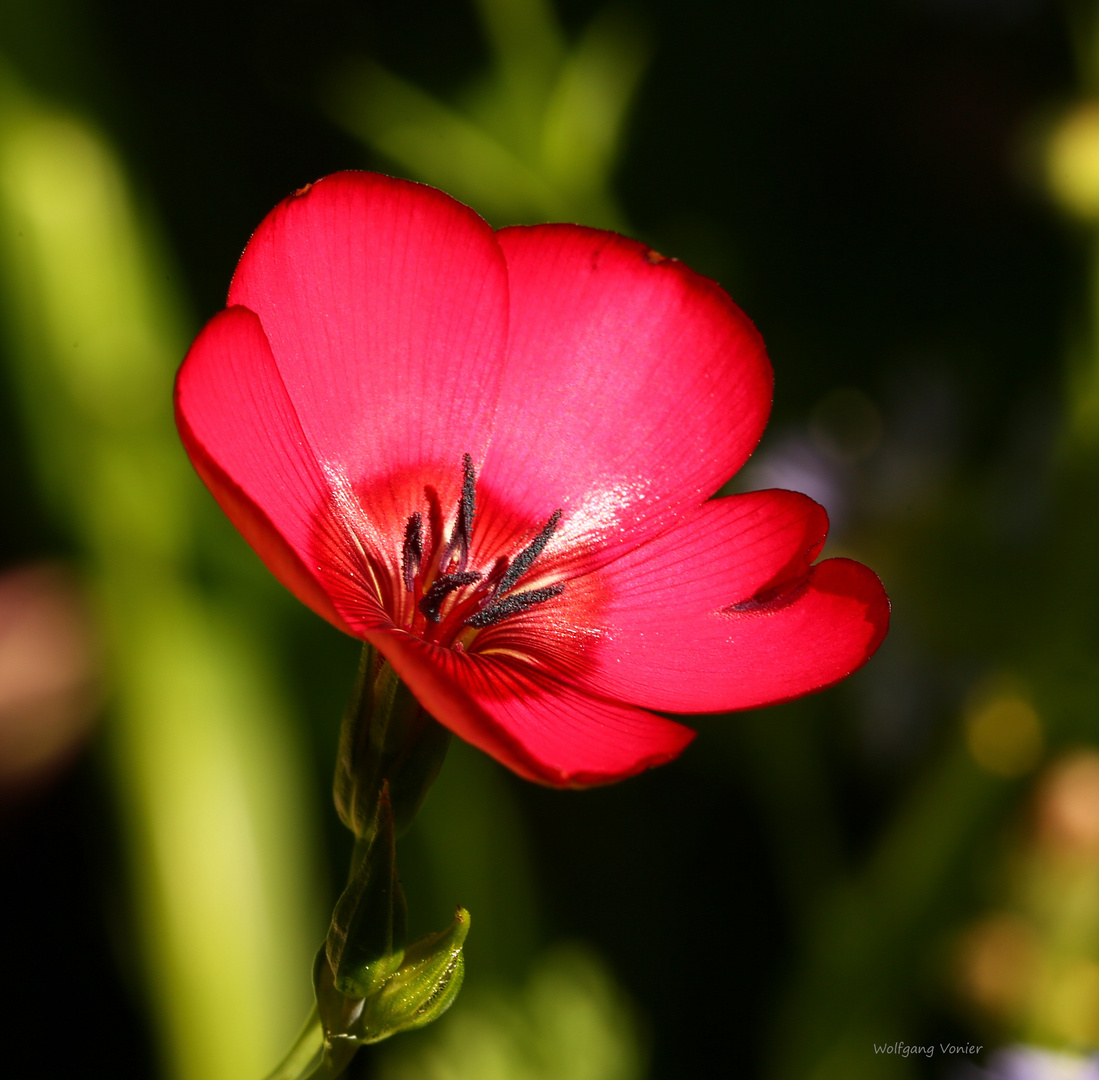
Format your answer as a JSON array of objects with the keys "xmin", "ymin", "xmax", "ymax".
[
  {"xmin": 368, "ymin": 629, "xmax": 696, "ymax": 787},
  {"xmin": 479, "ymin": 225, "xmax": 773, "ymax": 567},
  {"xmin": 229, "ymin": 172, "xmax": 510, "ymax": 500},
  {"xmin": 582, "ymin": 492, "xmax": 889, "ymax": 712}
]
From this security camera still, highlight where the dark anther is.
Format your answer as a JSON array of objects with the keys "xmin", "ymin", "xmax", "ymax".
[
  {"xmin": 401, "ymin": 512, "xmax": 423, "ymax": 592},
  {"xmin": 457, "ymin": 453, "xmax": 476, "ymax": 566},
  {"xmin": 467, "ymin": 583, "xmax": 565, "ymax": 628},
  {"xmin": 495, "ymin": 510, "xmax": 562, "ymax": 596},
  {"xmin": 440, "ymin": 453, "xmax": 478, "ymax": 571},
  {"xmin": 419, "ymin": 571, "xmax": 482, "ymax": 623},
  {"xmin": 400, "ymin": 457, "xmax": 568, "ymax": 634}
]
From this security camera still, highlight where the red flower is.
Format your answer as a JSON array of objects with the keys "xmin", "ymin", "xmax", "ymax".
[{"xmin": 175, "ymin": 172, "xmax": 888, "ymax": 787}]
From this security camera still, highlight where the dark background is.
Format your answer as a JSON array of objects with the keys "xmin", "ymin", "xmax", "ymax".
[{"xmin": 1, "ymin": 1, "xmax": 1089, "ymax": 1078}]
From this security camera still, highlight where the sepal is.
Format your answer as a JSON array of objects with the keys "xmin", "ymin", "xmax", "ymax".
[
  {"xmin": 351, "ymin": 907, "xmax": 469, "ymax": 1043},
  {"xmin": 325, "ymin": 784, "xmax": 407, "ymax": 998},
  {"xmin": 311, "ymin": 947, "xmax": 366, "ymax": 1076},
  {"xmin": 315, "ymin": 909, "xmax": 470, "ymax": 1051},
  {"xmin": 334, "ymin": 644, "xmax": 452, "ymax": 839}
]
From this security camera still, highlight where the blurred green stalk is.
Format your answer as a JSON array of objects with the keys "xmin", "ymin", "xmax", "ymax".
[
  {"xmin": 325, "ymin": 0, "xmax": 649, "ymax": 230},
  {"xmin": 0, "ymin": 69, "xmax": 321, "ymax": 1080}
]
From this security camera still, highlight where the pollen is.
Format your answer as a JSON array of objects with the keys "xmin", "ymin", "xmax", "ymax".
[{"xmin": 401, "ymin": 512, "xmax": 423, "ymax": 592}]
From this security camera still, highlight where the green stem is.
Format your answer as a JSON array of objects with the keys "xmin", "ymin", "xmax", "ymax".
[
  {"xmin": 262, "ymin": 1007, "xmax": 326, "ymax": 1080},
  {"xmin": 269, "ymin": 648, "xmax": 462, "ymax": 1079},
  {"xmin": 262, "ymin": 999, "xmax": 366, "ymax": 1080}
]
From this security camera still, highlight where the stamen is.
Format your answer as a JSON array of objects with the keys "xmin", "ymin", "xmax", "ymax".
[
  {"xmin": 439, "ymin": 453, "xmax": 478, "ymax": 571},
  {"xmin": 466, "ymin": 583, "xmax": 565, "ymax": 628},
  {"xmin": 419, "ymin": 571, "xmax": 482, "ymax": 623},
  {"xmin": 457, "ymin": 453, "xmax": 476, "ymax": 569},
  {"xmin": 394, "ymin": 459, "xmax": 569, "ymax": 640},
  {"xmin": 401, "ymin": 512, "xmax": 423, "ymax": 592},
  {"xmin": 495, "ymin": 510, "xmax": 562, "ymax": 596}
]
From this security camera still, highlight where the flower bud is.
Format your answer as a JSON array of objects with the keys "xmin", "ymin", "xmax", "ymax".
[{"xmin": 350, "ymin": 908, "xmax": 470, "ymax": 1044}]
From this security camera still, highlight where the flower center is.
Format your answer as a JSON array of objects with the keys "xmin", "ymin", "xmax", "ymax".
[{"xmin": 399, "ymin": 454, "xmax": 565, "ymax": 649}]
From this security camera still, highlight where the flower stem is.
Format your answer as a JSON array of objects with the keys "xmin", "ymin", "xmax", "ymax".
[
  {"xmin": 262, "ymin": 1007, "xmax": 329, "ymax": 1080},
  {"xmin": 266, "ymin": 648, "xmax": 464, "ymax": 1079}
]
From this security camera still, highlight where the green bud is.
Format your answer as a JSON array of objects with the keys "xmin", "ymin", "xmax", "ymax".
[
  {"xmin": 325, "ymin": 785, "xmax": 407, "ymax": 998},
  {"xmin": 350, "ymin": 907, "xmax": 470, "ymax": 1045},
  {"xmin": 334, "ymin": 644, "xmax": 452, "ymax": 839}
]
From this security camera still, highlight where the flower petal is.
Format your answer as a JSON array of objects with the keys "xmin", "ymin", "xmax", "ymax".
[
  {"xmin": 228, "ymin": 172, "xmax": 510, "ymax": 521},
  {"xmin": 368, "ymin": 629, "xmax": 696, "ymax": 787},
  {"xmin": 480, "ymin": 225, "xmax": 773, "ymax": 566},
  {"xmin": 577, "ymin": 492, "xmax": 889, "ymax": 711},
  {"xmin": 175, "ymin": 305, "xmax": 381, "ymax": 633}
]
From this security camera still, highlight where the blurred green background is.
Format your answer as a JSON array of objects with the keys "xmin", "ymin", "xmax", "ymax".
[{"xmin": 2, "ymin": 1, "xmax": 1099, "ymax": 1078}]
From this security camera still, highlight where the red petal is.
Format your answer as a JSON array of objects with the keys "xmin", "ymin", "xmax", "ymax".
[
  {"xmin": 368, "ymin": 629, "xmax": 696, "ymax": 787},
  {"xmin": 228, "ymin": 172, "xmax": 510, "ymax": 534},
  {"xmin": 175, "ymin": 306, "xmax": 383, "ymax": 633},
  {"xmin": 578, "ymin": 492, "xmax": 889, "ymax": 711},
  {"xmin": 480, "ymin": 225, "xmax": 773, "ymax": 567}
]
